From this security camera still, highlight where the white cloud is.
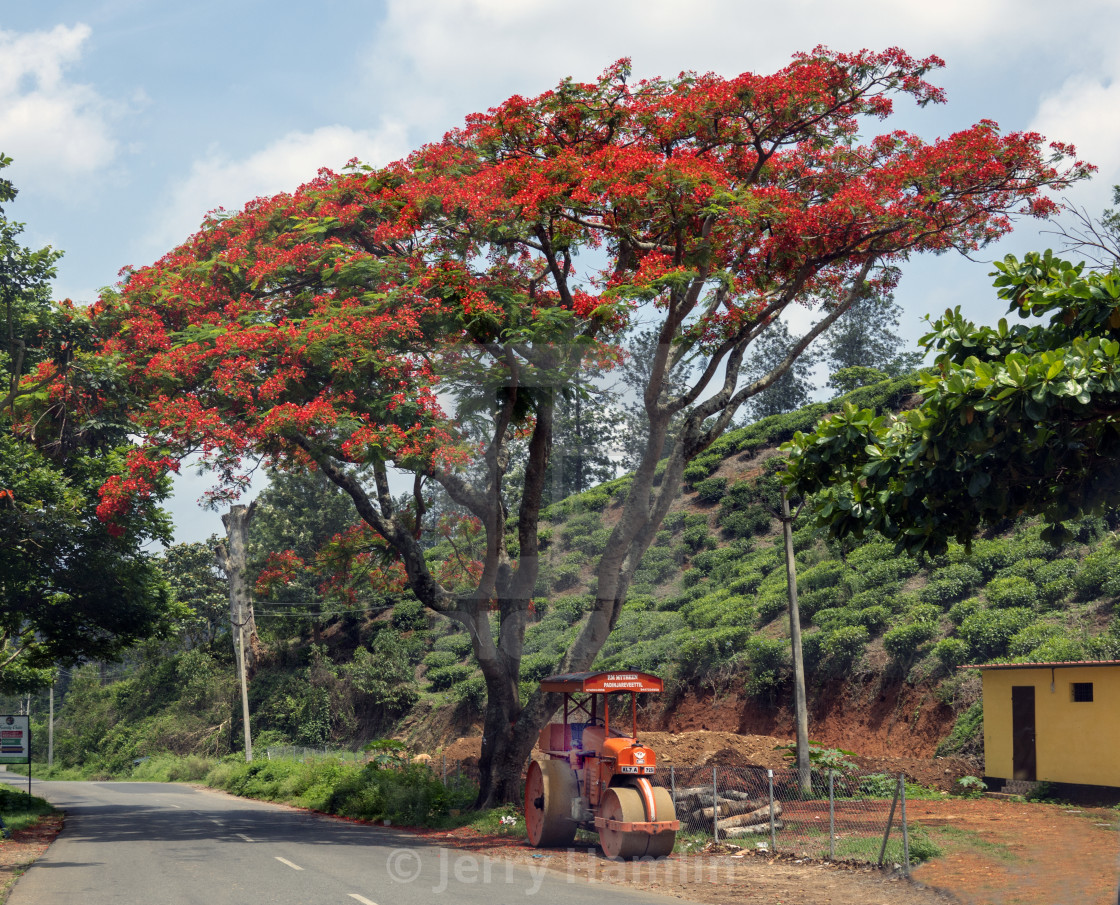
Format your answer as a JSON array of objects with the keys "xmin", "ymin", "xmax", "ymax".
[
  {"xmin": 149, "ymin": 122, "xmax": 410, "ymax": 254},
  {"xmin": 0, "ymin": 24, "xmax": 120, "ymax": 192},
  {"xmin": 1030, "ymin": 64, "xmax": 1120, "ymax": 209},
  {"xmin": 362, "ymin": 0, "xmax": 1099, "ymax": 136}
]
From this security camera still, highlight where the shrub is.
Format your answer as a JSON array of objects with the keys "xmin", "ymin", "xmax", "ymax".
[
  {"xmin": 635, "ymin": 546, "xmax": 678, "ymax": 584},
  {"xmin": 798, "ymin": 560, "xmax": 848, "ymax": 595},
  {"xmin": 756, "ymin": 590, "xmax": 788, "ymax": 625},
  {"xmin": 1074, "ymin": 543, "xmax": 1120, "ymax": 600},
  {"xmin": 821, "ymin": 625, "xmax": 869, "ymax": 670},
  {"xmin": 857, "ymin": 605, "xmax": 892, "ymax": 633},
  {"xmin": 883, "ymin": 621, "xmax": 937, "ymax": 667},
  {"xmin": 1008, "ymin": 623, "xmax": 1060, "ymax": 658},
  {"xmin": 968, "ymin": 539, "xmax": 1017, "ymax": 578},
  {"xmin": 797, "ymin": 585, "xmax": 845, "ymax": 619},
  {"xmin": 552, "ymin": 562, "xmax": 582, "ymax": 590},
  {"xmin": 693, "ymin": 477, "xmax": 728, "ymax": 503},
  {"xmin": 675, "ymin": 626, "xmax": 752, "ymax": 680},
  {"xmin": 948, "ymin": 597, "xmax": 982, "ymax": 626},
  {"xmin": 741, "ymin": 637, "xmax": 789, "ymax": 704},
  {"xmin": 985, "ymin": 576, "xmax": 1036, "ymax": 610},
  {"xmin": 681, "ymin": 525, "xmax": 715, "ymax": 552},
  {"xmin": 812, "ymin": 606, "xmax": 857, "ymax": 629},
  {"xmin": 959, "ymin": 607, "xmax": 1035, "ymax": 661},
  {"xmin": 391, "ymin": 598, "xmax": 427, "ymax": 632},
  {"xmin": 933, "ymin": 637, "xmax": 969, "ymax": 669},
  {"xmin": 518, "ymin": 652, "xmax": 556, "ymax": 683},
  {"xmin": 423, "ymin": 650, "xmax": 459, "ymax": 670},
  {"xmin": 426, "ymin": 663, "xmax": 475, "ymax": 691},
  {"xmin": 936, "ymin": 701, "xmax": 984, "ymax": 758}
]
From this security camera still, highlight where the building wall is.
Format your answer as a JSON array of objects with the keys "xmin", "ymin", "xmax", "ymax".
[{"xmin": 983, "ymin": 666, "xmax": 1120, "ymax": 787}]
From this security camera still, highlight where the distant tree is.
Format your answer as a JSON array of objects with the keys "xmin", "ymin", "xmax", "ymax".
[
  {"xmin": 543, "ymin": 381, "xmax": 619, "ymax": 504},
  {"xmin": 614, "ymin": 326, "xmax": 695, "ymax": 471},
  {"xmin": 0, "ymin": 154, "xmax": 182, "ymax": 691},
  {"xmin": 157, "ymin": 540, "xmax": 229, "ymax": 650},
  {"xmin": 249, "ymin": 468, "xmax": 364, "ymax": 642},
  {"xmin": 822, "ymin": 288, "xmax": 924, "ymax": 395},
  {"xmin": 741, "ymin": 320, "xmax": 819, "ymax": 422}
]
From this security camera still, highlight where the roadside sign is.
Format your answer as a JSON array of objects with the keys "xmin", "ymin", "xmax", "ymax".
[{"xmin": 0, "ymin": 715, "xmax": 30, "ymax": 764}]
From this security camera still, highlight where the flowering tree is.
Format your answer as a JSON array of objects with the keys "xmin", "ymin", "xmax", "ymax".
[{"xmin": 84, "ymin": 49, "xmax": 1088, "ymax": 803}]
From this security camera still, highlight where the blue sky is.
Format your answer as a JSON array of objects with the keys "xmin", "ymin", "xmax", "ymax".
[{"xmin": 8, "ymin": 0, "xmax": 1120, "ymax": 542}]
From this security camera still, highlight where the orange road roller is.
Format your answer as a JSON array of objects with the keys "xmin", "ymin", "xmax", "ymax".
[{"xmin": 525, "ymin": 670, "xmax": 679, "ymax": 858}]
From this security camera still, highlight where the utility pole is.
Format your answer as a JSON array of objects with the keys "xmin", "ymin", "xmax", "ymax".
[
  {"xmin": 215, "ymin": 502, "xmax": 257, "ymax": 763},
  {"xmin": 48, "ymin": 683, "xmax": 54, "ymax": 770},
  {"xmin": 780, "ymin": 486, "xmax": 811, "ymax": 795},
  {"xmin": 235, "ymin": 614, "xmax": 253, "ymax": 763}
]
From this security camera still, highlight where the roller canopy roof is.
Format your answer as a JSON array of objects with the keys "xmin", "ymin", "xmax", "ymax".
[{"xmin": 539, "ymin": 671, "xmax": 663, "ymax": 693}]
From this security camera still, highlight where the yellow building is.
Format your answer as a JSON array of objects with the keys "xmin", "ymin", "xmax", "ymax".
[{"xmin": 974, "ymin": 660, "xmax": 1120, "ymax": 789}]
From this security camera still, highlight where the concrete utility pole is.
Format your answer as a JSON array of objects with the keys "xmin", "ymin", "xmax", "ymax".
[
  {"xmin": 780, "ymin": 486, "xmax": 812, "ymax": 794},
  {"xmin": 48, "ymin": 683, "xmax": 54, "ymax": 770}
]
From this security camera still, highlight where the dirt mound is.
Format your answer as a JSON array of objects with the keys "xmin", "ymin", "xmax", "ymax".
[{"xmin": 637, "ymin": 730, "xmax": 790, "ymax": 769}]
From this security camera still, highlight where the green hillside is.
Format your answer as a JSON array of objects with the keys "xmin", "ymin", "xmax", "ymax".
[{"xmin": 18, "ymin": 374, "xmax": 1120, "ymax": 773}]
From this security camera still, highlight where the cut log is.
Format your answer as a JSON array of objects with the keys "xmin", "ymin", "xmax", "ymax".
[
  {"xmin": 722, "ymin": 819, "xmax": 785, "ymax": 838},
  {"xmin": 674, "ymin": 787, "xmax": 756, "ymax": 803},
  {"xmin": 716, "ymin": 802, "xmax": 782, "ymax": 830},
  {"xmin": 698, "ymin": 797, "xmax": 763, "ymax": 820}
]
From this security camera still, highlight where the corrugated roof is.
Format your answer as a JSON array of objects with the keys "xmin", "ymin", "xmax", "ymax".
[{"xmin": 959, "ymin": 660, "xmax": 1120, "ymax": 670}]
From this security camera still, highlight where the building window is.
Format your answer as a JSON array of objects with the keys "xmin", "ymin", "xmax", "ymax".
[{"xmin": 1071, "ymin": 682, "xmax": 1094, "ymax": 702}]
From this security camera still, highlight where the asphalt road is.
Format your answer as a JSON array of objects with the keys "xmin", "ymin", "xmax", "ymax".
[{"xmin": 1, "ymin": 774, "xmax": 693, "ymax": 905}]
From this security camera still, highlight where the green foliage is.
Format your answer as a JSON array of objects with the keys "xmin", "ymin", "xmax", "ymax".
[
  {"xmin": 819, "ymin": 624, "xmax": 869, "ymax": 671},
  {"xmin": 392, "ymin": 598, "xmax": 428, "ymax": 632},
  {"xmin": 933, "ymin": 637, "xmax": 970, "ymax": 669},
  {"xmin": 936, "ymin": 701, "xmax": 984, "ymax": 758},
  {"xmin": 0, "ymin": 785, "xmax": 55, "ymax": 835},
  {"xmin": 426, "ymin": 663, "xmax": 475, "ymax": 691},
  {"xmin": 693, "ymin": 477, "xmax": 728, "ymax": 503},
  {"xmin": 958, "ymin": 607, "xmax": 1036, "ymax": 661},
  {"xmin": 207, "ymin": 754, "xmax": 472, "ymax": 824},
  {"xmin": 883, "ymin": 621, "xmax": 937, "ymax": 662},
  {"xmin": 985, "ymin": 576, "xmax": 1037, "ymax": 609},
  {"xmin": 785, "ymin": 252, "xmax": 1120, "ymax": 554},
  {"xmin": 948, "ymin": 597, "xmax": 982, "ymax": 626},
  {"xmin": 741, "ymin": 636, "xmax": 790, "ymax": 703},
  {"xmin": 1074, "ymin": 541, "xmax": 1120, "ymax": 600}
]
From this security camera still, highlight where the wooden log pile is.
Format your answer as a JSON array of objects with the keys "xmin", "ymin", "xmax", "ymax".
[{"xmin": 672, "ymin": 786, "xmax": 782, "ymax": 836}]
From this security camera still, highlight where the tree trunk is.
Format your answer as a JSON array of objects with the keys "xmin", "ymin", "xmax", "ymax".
[{"xmin": 214, "ymin": 503, "xmax": 259, "ymax": 672}]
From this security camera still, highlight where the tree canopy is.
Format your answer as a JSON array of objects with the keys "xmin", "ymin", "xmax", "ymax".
[
  {"xmin": 0, "ymin": 155, "xmax": 182, "ymax": 691},
  {"xmin": 785, "ymin": 250, "xmax": 1120, "ymax": 553},
  {"xmin": 75, "ymin": 49, "xmax": 1088, "ymax": 802}
]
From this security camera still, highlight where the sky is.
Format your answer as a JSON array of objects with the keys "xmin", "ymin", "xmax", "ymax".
[{"xmin": 8, "ymin": 0, "xmax": 1120, "ymax": 543}]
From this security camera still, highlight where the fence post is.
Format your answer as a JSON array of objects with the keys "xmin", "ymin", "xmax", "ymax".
[
  {"xmin": 768, "ymin": 768, "xmax": 776, "ymax": 853},
  {"xmin": 442, "ymin": 753, "xmax": 447, "ymax": 787},
  {"xmin": 712, "ymin": 766, "xmax": 719, "ymax": 843},
  {"xmin": 878, "ymin": 774, "xmax": 901, "ymax": 867},
  {"xmin": 670, "ymin": 765, "xmax": 676, "ymax": 811},
  {"xmin": 900, "ymin": 773, "xmax": 910, "ymax": 876},
  {"xmin": 828, "ymin": 770, "xmax": 835, "ymax": 861}
]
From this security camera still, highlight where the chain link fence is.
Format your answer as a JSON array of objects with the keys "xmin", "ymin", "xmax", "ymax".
[{"xmin": 656, "ymin": 764, "xmax": 914, "ymax": 871}]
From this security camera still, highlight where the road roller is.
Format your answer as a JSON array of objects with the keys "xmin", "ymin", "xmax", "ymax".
[{"xmin": 524, "ymin": 670, "xmax": 679, "ymax": 858}]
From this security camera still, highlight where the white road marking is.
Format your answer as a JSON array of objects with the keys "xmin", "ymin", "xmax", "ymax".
[
  {"xmin": 275, "ymin": 857, "xmax": 304, "ymax": 871},
  {"xmin": 209, "ymin": 819, "xmax": 223, "ymax": 826},
  {"xmin": 236, "ymin": 833, "xmax": 254, "ymax": 843},
  {"xmin": 168, "ymin": 804, "xmax": 182, "ymax": 809},
  {"xmin": 348, "ymin": 896, "xmax": 378, "ymax": 905}
]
